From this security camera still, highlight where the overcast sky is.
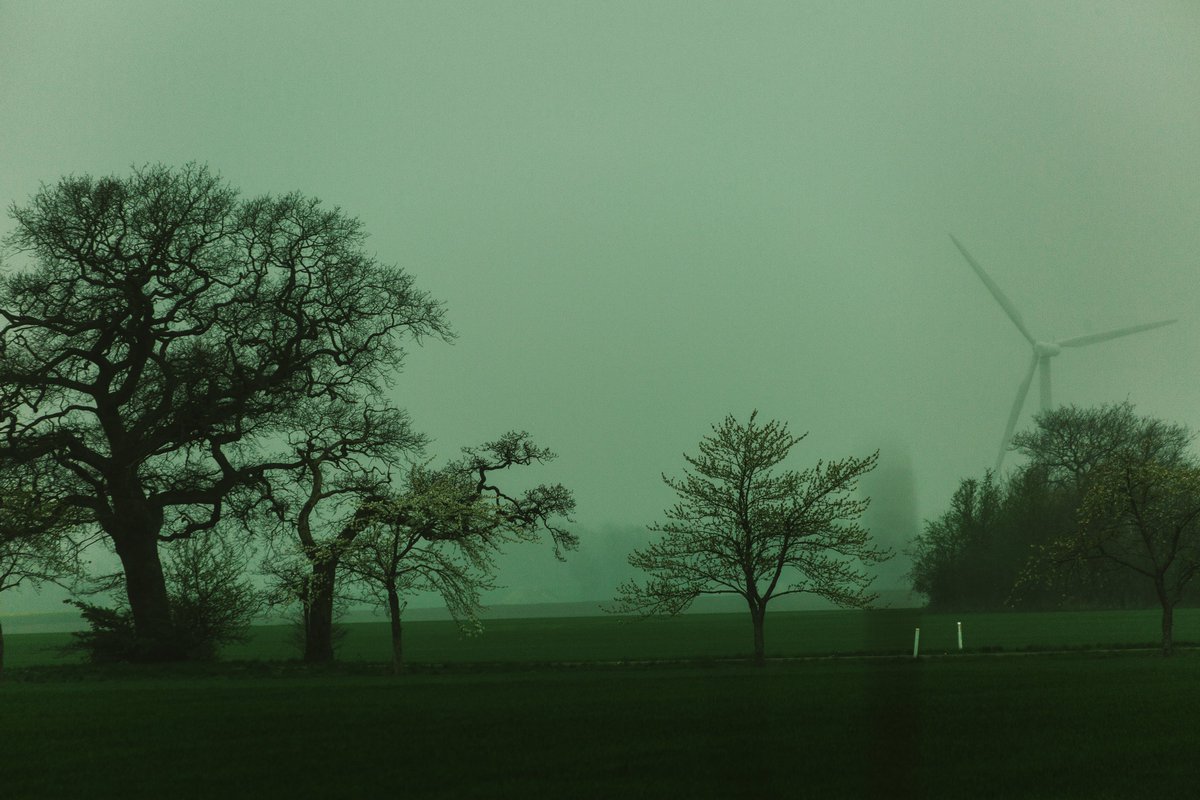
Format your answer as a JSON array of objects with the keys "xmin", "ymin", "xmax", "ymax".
[{"xmin": 2, "ymin": 1, "xmax": 1198, "ymax": 611}]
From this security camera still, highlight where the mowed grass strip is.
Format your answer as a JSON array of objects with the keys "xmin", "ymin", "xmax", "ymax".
[
  {"xmin": 6, "ymin": 607, "xmax": 1199, "ymax": 669},
  {"xmin": 1, "ymin": 653, "xmax": 1198, "ymax": 799}
]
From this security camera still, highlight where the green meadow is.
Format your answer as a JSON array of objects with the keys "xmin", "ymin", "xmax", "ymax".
[
  {"xmin": 3, "ymin": 608, "xmax": 1198, "ymax": 798},
  {"xmin": 7, "ymin": 606, "xmax": 1198, "ymax": 669}
]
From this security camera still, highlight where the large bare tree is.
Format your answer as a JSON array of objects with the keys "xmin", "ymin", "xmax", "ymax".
[
  {"xmin": 0, "ymin": 164, "xmax": 449, "ymax": 658},
  {"xmin": 613, "ymin": 412, "xmax": 891, "ymax": 666}
]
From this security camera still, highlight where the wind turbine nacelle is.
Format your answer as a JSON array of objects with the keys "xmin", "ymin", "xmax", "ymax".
[{"xmin": 1034, "ymin": 342, "xmax": 1062, "ymax": 357}]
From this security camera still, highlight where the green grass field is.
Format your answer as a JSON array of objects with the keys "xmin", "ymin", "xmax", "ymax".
[
  {"xmin": 6, "ymin": 606, "xmax": 1197, "ymax": 669},
  {"xmin": 3, "ymin": 608, "xmax": 1198, "ymax": 798}
]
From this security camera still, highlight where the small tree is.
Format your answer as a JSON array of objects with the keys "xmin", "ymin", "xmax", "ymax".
[
  {"xmin": 613, "ymin": 412, "xmax": 891, "ymax": 666},
  {"xmin": 259, "ymin": 398, "xmax": 422, "ymax": 663},
  {"xmin": 345, "ymin": 434, "xmax": 576, "ymax": 674},
  {"xmin": 346, "ymin": 476, "xmax": 494, "ymax": 675},
  {"xmin": 1065, "ymin": 430, "xmax": 1200, "ymax": 656},
  {"xmin": 0, "ymin": 457, "xmax": 86, "ymax": 675},
  {"xmin": 1006, "ymin": 404, "xmax": 1200, "ymax": 647}
]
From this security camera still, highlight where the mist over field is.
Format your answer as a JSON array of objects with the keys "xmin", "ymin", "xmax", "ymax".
[{"xmin": 1, "ymin": 1, "xmax": 1197, "ymax": 618}]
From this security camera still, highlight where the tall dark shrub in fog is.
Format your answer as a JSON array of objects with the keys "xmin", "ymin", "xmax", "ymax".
[
  {"xmin": 161, "ymin": 527, "xmax": 262, "ymax": 659},
  {"xmin": 907, "ymin": 469, "xmax": 1077, "ymax": 610},
  {"xmin": 612, "ymin": 412, "xmax": 891, "ymax": 666},
  {"xmin": 0, "ymin": 164, "xmax": 449, "ymax": 660},
  {"xmin": 907, "ymin": 473, "xmax": 1007, "ymax": 610}
]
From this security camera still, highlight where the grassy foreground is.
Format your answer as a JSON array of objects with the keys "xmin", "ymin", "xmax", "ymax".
[
  {"xmin": 2, "ymin": 653, "xmax": 1198, "ymax": 798},
  {"xmin": 3, "ymin": 609, "xmax": 1198, "ymax": 798}
]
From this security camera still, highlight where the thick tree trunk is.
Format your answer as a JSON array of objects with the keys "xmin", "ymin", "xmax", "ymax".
[
  {"xmin": 304, "ymin": 557, "xmax": 338, "ymax": 663},
  {"xmin": 387, "ymin": 584, "xmax": 404, "ymax": 676},
  {"xmin": 112, "ymin": 529, "xmax": 180, "ymax": 661},
  {"xmin": 750, "ymin": 603, "xmax": 766, "ymax": 667}
]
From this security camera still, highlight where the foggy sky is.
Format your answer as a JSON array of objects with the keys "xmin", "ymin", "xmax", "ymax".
[{"xmin": 2, "ymin": 1, "xmax": 1198, "ymax": 612}]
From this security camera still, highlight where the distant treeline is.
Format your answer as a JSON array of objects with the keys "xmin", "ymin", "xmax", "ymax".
[{"xmin": 908, "ymin": 404, "xmax": 1200, "ymax": 613}]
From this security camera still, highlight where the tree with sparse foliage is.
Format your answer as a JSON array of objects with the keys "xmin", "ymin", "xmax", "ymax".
[
  {"xmin": 345, "ymin": 434, "xmax": 576, "ymax": 674},
  {"xmin": 612, "ymin": 412, "xmax": 891, "ymax": 666},
  {"xmin": 1036, "ymin": 413, "xmax": 1200, "ymax": 656},
  {"xmin": 257, "ymin": 397, "xmax": 423, "ymax": 663},
  {"xmin": 910, "ymin": 404, "xmax": 1193, "ymax": 613},
  {"xmin": 1003, "ymin": 404, "xmax": 1194, "ymax": 614},
  {"xmin": 0, "ymin": 164, "xmax": 449, "ymax": 659},
  {"xmin": 0, "ymin": 457, "xmax": 86, "ymax": 675},
  {"xmin": 1011, "ymin": 402, "xmax": 1182, "ymax": 493}
]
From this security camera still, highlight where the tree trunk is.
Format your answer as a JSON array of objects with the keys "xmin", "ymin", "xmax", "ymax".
[
  {"xmin": 750, "ymin": 603, "xmax": 766, "ymax": 667},
  {"xmin": 1160, "ymin": 600, "xmax": 1174, "ymax": 658},
  {"xmin": 304, "ymin": 557, "xmax": 338, "ymax": 663},
  {"xmin": 111, "ymin": 528, "xmax": 179, "ymax": 661},
  {"xmin": 0, "ymin": 615, "xmax": 5, "ymax": 678},
  {"xmin": 1153, "ymin": 579, "xmax": 1174, "ymax": 657},
  {"xmin": 387, "ymin": 583, "xmax": 404, "ymax": 676}
]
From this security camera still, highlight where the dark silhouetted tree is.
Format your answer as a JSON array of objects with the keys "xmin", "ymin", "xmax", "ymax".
[
  {"xmin": 612, "ymin": 412, "xmax": 891, "ymax": 666},
  {"xmin": 907, "ymin": 472, "xmax": 1006, "ymax": 610},
  {"xmin": 259, "ymin": 397, "xmax": 423, "ymax": 663},
  {"xmin": 0, "ymin": 164, "xmax": 449, "ymax": 659},
  {"xmin": 910, "ymin": 404, "xmax": 1191, "ymax": 613},
  {"xmin": 1011, "ymin": 402, "xmax": 1182, "ymax": 492}
]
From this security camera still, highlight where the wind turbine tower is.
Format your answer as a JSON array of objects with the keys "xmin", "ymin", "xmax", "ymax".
[{"xmin": 950, "ymin": 234, "xmax": 1176, "ymax": 473}]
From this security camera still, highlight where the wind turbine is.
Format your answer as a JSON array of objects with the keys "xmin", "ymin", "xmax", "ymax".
[{"xmin": 950, "ymin": 234, "xmax": 1176, "ymax": 473}]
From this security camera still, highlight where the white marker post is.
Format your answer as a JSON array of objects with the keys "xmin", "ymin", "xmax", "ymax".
[
  {"xmin": 957, "ymin": 621, "xmax": 963, "ymax": 651},
  {"xmin": 912, "ymin": 627, "xmax": 920, "ymax": 658}
]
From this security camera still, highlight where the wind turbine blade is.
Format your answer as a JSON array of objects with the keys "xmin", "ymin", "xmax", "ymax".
[
  {"xmin": 1056, "ymin": 319, "xmax": 1177, "ymax": 348},
  {"xmin": 950, "ymin": 234, "xmax": 1036, "ymax": 345},
  {"xmin": 996, "ymin": 352, "xmax": 1039, "ymax": 473}
]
